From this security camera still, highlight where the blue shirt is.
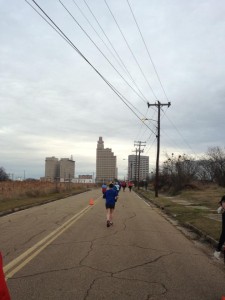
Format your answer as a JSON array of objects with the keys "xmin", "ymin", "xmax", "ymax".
[{"xmin": 105, "ymin": 188, "xmax": 118, "ymax": 205}]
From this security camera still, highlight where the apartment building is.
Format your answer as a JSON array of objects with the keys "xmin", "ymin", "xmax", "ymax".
[
  {"xmin": 45, "ymin": 156, "xmax": 75, "ymax": 181},
  {"xmin": 128, "ymin": 154, "xmax": 149, "ymax": 181},
  {"xmin": 45, "ymin": 157, "xmax": 59, "ymax": 181},
  {"xmin": 59, "ymin": 158, "xmax": 75, "ymax": 181},
  {"xmin": 96, "ymin": 137, "xmax": 117, "ymax": 184}
]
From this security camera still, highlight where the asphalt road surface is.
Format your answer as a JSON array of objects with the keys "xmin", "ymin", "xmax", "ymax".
[{"xmin": 1, "ymin": 188, "xmax": 225, "ymax": 300}]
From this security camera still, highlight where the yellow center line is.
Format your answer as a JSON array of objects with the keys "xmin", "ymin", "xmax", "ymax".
[{"xmin": 4, "ymin": 197, "xmax": 101, "ymax": 279}]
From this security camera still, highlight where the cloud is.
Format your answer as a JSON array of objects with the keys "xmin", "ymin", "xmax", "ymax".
[{"xmin": 1, "ymin": 1, "xmax": 225, "ymax": 179}]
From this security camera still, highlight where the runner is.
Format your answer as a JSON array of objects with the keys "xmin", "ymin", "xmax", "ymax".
[
  {"xmin": 104, "ymin": 183, "xmax": 118, "ymax": 227},
  {"xmin": 121, "ymin": 181, "xmax": 126, "ymax": 191},
  {"xmin": 128, "ymin": 181, "xmax": 133, "ymax": 192},
  {"xmin": 101, "ymin": 182, "xmax": 107, "ymax": 198}
]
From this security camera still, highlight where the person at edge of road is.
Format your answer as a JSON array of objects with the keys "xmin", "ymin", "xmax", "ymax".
[
  {"xmin": 101, "ymin": 182, "xmax": 107, "ymax": 198},
  {"xmin": 128, "ymin": 181, "xmax": 133, "ymax": 192},
  {"xmin": 214, "ymin": 195, "xmax": 225, "ymax": 259},
  {"xmin": 121, "ymin": 181, "xmax": 126, "ymax": 192},
  {"xmin": 105, "ymin": 183, "xmax": 118, "ymax": 227}
]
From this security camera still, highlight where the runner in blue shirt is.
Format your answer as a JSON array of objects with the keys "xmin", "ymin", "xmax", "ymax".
[{"xmin": 105, "ymin": 183, "xmax": 118, "ymax": 227}]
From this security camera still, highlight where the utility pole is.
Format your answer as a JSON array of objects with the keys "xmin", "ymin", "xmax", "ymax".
[
  {"xmin": 132, "ymin": 148, "xmax": 138, "ymax": 185},
  {"xmin": 147, "ymin": 101, "xmax": 171, "ymax": 197},
  {"xmin": 130, "ymin": 162, "xmax": 132, "ymax": 181},
  {"xmin": 134, "ymin": 141, "xmax": 146, "ymax": 190}
]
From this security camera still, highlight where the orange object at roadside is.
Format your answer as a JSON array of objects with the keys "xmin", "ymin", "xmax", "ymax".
[{"xmin": 0, "ymin": 252, "xmax": 11, "ymax": 300}]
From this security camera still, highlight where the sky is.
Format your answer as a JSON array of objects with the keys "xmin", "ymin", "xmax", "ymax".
[{"xmin": 1, "ymin": 0, "xmax": 225, "ymax": 180}]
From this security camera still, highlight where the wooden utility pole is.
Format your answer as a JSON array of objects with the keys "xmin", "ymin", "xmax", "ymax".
[
  {"xmin": 132, "ymin": 148, "xmax": 138, "ymax": 185},
  {"xmin": 134, "ymin": 141, "xmax": 146, "ymax": 190},
  {"xmin": 130, "ymin": 162, "xmax": 133, "ymax": 181},
  {"xmin": 147, "ymin": 101, "xmax": 171, "ymax": 197}
]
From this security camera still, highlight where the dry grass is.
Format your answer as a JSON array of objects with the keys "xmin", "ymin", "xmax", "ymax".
[
  {"xmin": 177, "ymin": 183, "xmax": 225, "ymax": 208},
  {"xmin": 0, "ymin": 181, "xmax": 94, "ymax": 212},
  {"xmin": 136, "ymin": 183, "xmax": 225, "ymax": 243}
]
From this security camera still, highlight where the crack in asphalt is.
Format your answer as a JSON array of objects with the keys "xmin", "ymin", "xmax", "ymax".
[
  {"xmin": 79, "ymin": 209, "xmax": 172, "ymax": 299},
  {"xmin": 21, "ymin": 229, "xmax": 47, "ymax": 246},
  {"xmin": 83, "ymin": 273, "xmax": 168, "ymax": 300},
  {"xmin": 6, "ymin": 206, "xmax": 171, "ymax": 298},
  {"xmin": 118, "ymin": 252, "xmax": 172, "ymax": 273}
]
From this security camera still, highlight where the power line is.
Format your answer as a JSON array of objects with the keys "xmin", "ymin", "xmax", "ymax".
[
  {"xmin": 126, "ymin": 0, "xmax": 170, "ymax": 102},
  {"xmin": 72, "ymin": 0, "xmax": 130, "ymax": 79},
  {"xmin": 145, "ymin": 136, "xmax": 157, "ymax": 155},
  {"xmin": 25, "ymin": 0, "xmax": 156, "ymax": 135},
  {"xmin": 81, "ymin": 0, "xmax": 149, "ymax": 104},
  {"xmin": 135, "ymin": 108, "xmax": 158, "ymax": 154},
  {"xmin": 59, "ymin": 0, "xmax": 148, "ymax": 105},
  {"xmin": 25, "ymin": 1, "xmax": 75, "ymax": 49},
  {"xmin": 160, "ymin": 108, "xmax": 198, "ymax": 157},
  {"xmin": 104, "ymin": 0, "xmax": 158, "ymax": 101}
]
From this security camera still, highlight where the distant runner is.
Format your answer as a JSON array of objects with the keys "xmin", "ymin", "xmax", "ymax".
[
  {"xmin": 101, "ymin": 183, "xmax": 107, "ymax": 198},
  {"xmin": 128, "ymin": 181, "xmax": 133, "ymax": 192}
]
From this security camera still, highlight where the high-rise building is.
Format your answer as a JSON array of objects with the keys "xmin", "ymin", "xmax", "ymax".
[
  {"xmin": 45, "ymin": 157, "xmax": 59, "ymax": 181},
  {"xmin": 45, "ymin": 156, "xmax": 75, "ymax": 181},
  {"xmin": 128, "ymin": 154, "xmax": 149, "ymax": 181},
  {"xmin": 96, "ymin": 137, "xmax": 117, "ymax": 184},
  {"xmin": 59, "ymin": 158, "xmax": 75, "ymax": 181}
]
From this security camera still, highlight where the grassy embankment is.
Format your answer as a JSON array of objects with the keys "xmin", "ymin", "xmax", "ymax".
[
  {"xmin": 0, "ymin": 181, "xmax": 93, "ymax": 214},
  {"xmin": 136, "ymin": 183, "xmax": 225, "ymax": 244}
]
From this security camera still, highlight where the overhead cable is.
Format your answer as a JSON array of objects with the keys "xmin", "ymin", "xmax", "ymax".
[
  {"xmin": 72, "ymin": 0, "xmax": 149, "ymax": 104},
  {"xmin": 104, "ymin": 0, "xmax": 158, "ymax": 101},
  {"xmin": 126, "ymin": 0, "xmax": 170, "ymax": 102},
  {"xmin": 59, "ymin": 0, "xmax": 148, "ymax": 104},
  {"xmin": 161, "ymin": 109, "xmax": 198, "ymax": 157},
  {"xmin": 25, "ymin": 0, "xmax": 156, "ymax": 135}
]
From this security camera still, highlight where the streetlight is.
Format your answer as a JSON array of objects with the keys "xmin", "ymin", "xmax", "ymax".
[{"xmin": 141, "ymin": 118, "xmax": 157, "ymax": 122}]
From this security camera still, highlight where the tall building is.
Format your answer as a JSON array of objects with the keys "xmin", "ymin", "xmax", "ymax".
[
  {"xmin": 128, "ymin": 154, "xmax": 149, "ymax": 181},
  {"xmin": 59, "ymin": 158, "xmax": 75, "ymax": 181},
  {"xmin": 96, "ymin": 137, "xmax": 117, "ymax": 184},
  {"xmin": 45, "ymin": 157, "xmax": 59, "ymax": 181},
  {"xmin": 45, "ymin": 156, "xmax": 75, "ymax": 181}
]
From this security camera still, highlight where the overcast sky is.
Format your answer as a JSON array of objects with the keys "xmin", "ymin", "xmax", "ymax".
[{"xmin": 1, "ymin": 0, "xmax": 225, "ymax": 179}]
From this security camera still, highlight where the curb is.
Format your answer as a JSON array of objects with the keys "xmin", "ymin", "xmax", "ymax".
[{"xmin": 184, "ymin": 222, "xmax": 218, "ymax": 247}]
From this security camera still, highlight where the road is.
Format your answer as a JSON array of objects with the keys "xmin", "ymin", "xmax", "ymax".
[{"xmin": 1, "ymin": 188, "xmax": 225, "ymax": 300}]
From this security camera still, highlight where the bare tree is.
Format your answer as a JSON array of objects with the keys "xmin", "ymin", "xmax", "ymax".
[
  {"xmin": 204, "ymin": 146, "xmax": 225, "ymax": 187},
  {"xmin": 0, "ymin": 167, "xmax": 9, "ymax": 181},
  {"xmin": 161, "ymin": 153, "xmax": 197, "ymax": 194},
  {"xmin": 195, "ymin": 160, "xmax": 214, "ymax": 182}
]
